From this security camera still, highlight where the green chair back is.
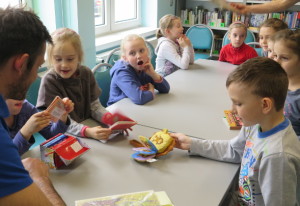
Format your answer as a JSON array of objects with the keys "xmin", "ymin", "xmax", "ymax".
[
  {"xmin": 186, "ymin": 24, "xmax": 215, "ymax": 60},
  {"xmin": 92, "ymin": 63, "xmax": 113, "ymax": 107}
]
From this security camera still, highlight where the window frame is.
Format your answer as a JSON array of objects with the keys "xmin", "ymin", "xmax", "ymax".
[{"xmin": 95, "ymin": 0, "xmax": 141, "ymax": 36}]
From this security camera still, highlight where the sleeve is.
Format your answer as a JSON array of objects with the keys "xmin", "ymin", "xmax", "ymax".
[
  {"xmin": 65, "ymin": 118, "xmax": 85, "ymax": 137},
  {"xmin": 39, "ymin": 119, "xmax": 69, "ymax": 140},
  {"xmin": 152, "ymin": 77, "xmax": 170, "ymax": 94},
  {"xmin": 248, "ymin": 47, "xmax": 258, "ymax": 59},
  {"xmin": 218, "ymin": 47, "xmax": 226, "ymax": 62},
  {"xmin": 11, "ymin": 101, "xmax": 37, "ymax": 155},
  {"xmin": 158, "ymin": 41, "xmax": 192, "ymax": 70},
  {"xmin": 12, "ymin": 132, "xmax": 32, "ymax": 155},
  {"xmin": 189, "ymin": 127, "xmax": 248, "ymax": 163},
  {"xmin": 36, "ymin": 72, "xmax": 63, "ymax": 110},
  {"xmin": 90, "ymin": 99, "xmax": 109, "ymax": 123},
  {"xmin": 258, "ymin": 153, "xmax": 299, "ymax": 206},
  {"xmin": 188, "ymin": 45, "xmax": 195, "ymax": 64},
  {"xmin": 114, "ymin": 69, "xmax": 154, "ymax": 105}
]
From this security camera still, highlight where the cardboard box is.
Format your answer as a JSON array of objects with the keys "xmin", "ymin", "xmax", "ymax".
[{"xmin": 40, "ymin": 133, "xmax": 90, "ymax": 169}]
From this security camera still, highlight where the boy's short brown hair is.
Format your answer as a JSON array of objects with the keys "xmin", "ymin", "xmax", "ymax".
[
  {"xmin": 226, "ymin": 57, "xmax": 288, "ymax": 111},
  {"xmin": 0, "ymin": 7, "xmax": 52, "ymax": 70}
]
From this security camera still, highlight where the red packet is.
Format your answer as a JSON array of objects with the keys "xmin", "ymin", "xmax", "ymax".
[{"xmin": 46, "ymin": 96, "xmax": 66, "ymax": 122}]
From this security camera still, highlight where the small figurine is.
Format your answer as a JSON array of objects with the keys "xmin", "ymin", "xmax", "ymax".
[{"xmin": 130, "ymin": 129, "xmax": 175, "ymax": 162}]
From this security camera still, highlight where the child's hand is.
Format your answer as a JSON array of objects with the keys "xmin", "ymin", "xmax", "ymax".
[
  {"xmin": 178, "ymin": 35, "xmax": 192, "ymax": 48},
  {"xmin": 170, "ymin": 133, "xmax": 192, "ymax": 150},
  {"xmin": 85, "ymin": 126, "xmax": 112, "ymax": 141},
  {"xmin": 142, "ymin": 60, "xmax": 155, "ymax": 75},
  {"xmin": 142, "ymin": 61, "xmax": 163, "ymax": 83},
  {"xmin": 60, "ymin": 97, "xmax": 74, "ymax": 123},
  {"xmin": 140, "ymin": 83, "xmax": 154, "ymax": 93},
  {"xmin": 62, "ymin": 97, "xmax": 74, "ymax": 114},
  {"xmin": 20, "ymin": 111, "xmax": 51, "ymax": 141}
]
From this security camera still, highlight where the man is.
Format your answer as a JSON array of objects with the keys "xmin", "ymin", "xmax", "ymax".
[{"xmin": 0, "ymin": 7, "xmax": 65, "ymax": 205}]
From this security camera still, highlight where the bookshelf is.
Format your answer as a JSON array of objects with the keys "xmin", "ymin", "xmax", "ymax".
[{"xmin": 181, "ymin": 0, "xmax": 300, "ymax": 55}]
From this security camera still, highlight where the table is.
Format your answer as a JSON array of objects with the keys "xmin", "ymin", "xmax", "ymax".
[
  {"xmin": 108, "ymin": 59, "xmax": 239, "ymax": 140},
  {"xmin": 24, "ymin": 124, "xmax": 238, "ymax": 206},
  {"xmin": 24, "ymin": 59, "xmax": 241, "ymax": 205}
]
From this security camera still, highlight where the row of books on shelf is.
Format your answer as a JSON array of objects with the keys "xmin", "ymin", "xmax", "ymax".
[{"xmin": 181, "ymin": 9, "xmax": 300, "ymax": 29}]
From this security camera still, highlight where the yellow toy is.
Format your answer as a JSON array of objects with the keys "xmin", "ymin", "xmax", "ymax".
[{"xmin": 130, "ymin": 129, "xmax": 175, "ymax": 162}]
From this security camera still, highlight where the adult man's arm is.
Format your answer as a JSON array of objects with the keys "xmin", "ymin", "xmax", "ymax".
[
  {"xmin": 0, "ymin": 158, "xmax": 65, "ymax": 206},
  {"xmin": 229, "ymin": 0, "xmax": 299, "ymax": 14}
]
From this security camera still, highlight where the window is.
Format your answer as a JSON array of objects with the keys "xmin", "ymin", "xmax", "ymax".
[
  {"xmin": 94, "ymin": 0, "xmax": 141, "ymax": 36},
  {"xmin": 0, "ymin": 0, "xmax": 22, "ymax": 8}
]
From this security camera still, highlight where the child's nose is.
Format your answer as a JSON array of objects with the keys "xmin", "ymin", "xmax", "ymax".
[{"xmin": 62, "ymin": 60, "xmax": 68, "ymax": 67}]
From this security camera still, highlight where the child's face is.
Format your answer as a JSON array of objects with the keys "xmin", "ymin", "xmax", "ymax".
[
  {"xmin": 267, "ymin": 40, "xmax": 275, "ymax": 59},
  {"xmin": 227, "ymin": 82, "xmax": 263, "ymax": 127},
  {"xmin": 228, "ymin": 27, "xmax": 246, "ymax": 48},
  {"xmin": 273, "ymin": 40, "xmax": 300, "ymax": 77},
  {"xmin": 6, "ymin": 99, "xmax": 24, "ymax": 116},
  {"xmin": 166, "ymin": 19, "xmax": 184, "ymax": 41},
  {"xmin": 259, "ymin": 27, "xmax": 275, "ymax": 52},
  {"xmin": 123, "ymin": 38, "xmax": 149, "ymax": 71},
  {"xmin": 51, "ymin": 41, "xmax": 80, "ymax": 79}
]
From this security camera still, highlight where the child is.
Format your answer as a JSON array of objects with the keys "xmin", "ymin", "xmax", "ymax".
[
  {"xmin": 219, "ymin": 22, "xmax": 258, "ymax": 65},
  {"xmin": 267, "ymin": 37, "xmax": 275, "ymax": 59},
  {"xmin": 155, "ymin": 14, "xmax": 194, "ymax": 77},
  {"xmin": 107, "ymin": 34, "xmax": 170, "ymax": 106},
  {"xmin": 37, "ymin": 28, "xmax": 113, "ymax": 141},
  {"xmin": 171, "ymin": 57, "xmax": 300, "ymax": 205},
  {"xmin": 273, "ymin": 29, "xmax": 300, "ymax": 138},
  {"xmin": 258, "ymin": 18, "xmax": 288, "ymax": 57},
  {"xmin": 5, "ymin": 98, "xmax": 73, "ymax": 155}
]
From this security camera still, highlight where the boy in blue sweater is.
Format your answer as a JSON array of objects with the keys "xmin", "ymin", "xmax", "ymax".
[
  {"xmin": 108, "ymin": 34, "xmax": 170, "ymax": 106},
  {"xmin": 172, "ymin": 57, "xmax": 300, "ymax": 205}
]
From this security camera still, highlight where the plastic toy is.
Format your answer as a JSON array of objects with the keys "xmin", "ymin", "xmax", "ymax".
[{"xmin": 130, "ymin": 129, "xmax": 175, "ymax": 162}]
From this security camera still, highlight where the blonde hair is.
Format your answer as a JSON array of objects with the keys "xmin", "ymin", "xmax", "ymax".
[
  {"xmin": 156, "ymin": 14, "xmax": 181, "ymax": 39},
  {"xmin": 47, "ymin": 27, "xmax": 84, "ymax": 67},
  {"xmin": 229, "ymin": 21, "xmax": 247, "ymax": 35},
  {"xmin": 120, "ymin": 34, "xmax": 147, "ymax": 57}
]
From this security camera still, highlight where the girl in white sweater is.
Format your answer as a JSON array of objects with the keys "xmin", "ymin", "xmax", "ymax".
[{"xmin": 155, "ymin": 14, "xmax": 194, "ymax": 77}]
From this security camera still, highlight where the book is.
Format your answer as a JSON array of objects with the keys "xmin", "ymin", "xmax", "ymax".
[
  {"xmin": 223, "ymin": 110, "xmax": 242, "ymax": 130},
  {"xmin": 102, "ymin": 111, "xmax": 137, "ymax": 131},
  {"xmin": 40, "ymin": 133, "xmax": 90, "ymax": 169},
  {"xmin": 109, "ymin": 120, "xmax": 137, "ymax": 131},
  {"xmin": 46, "ymin": 96, "xmax": 66, "ymax": 122},
  {"xmin": 75, "ymin": 190, "xmax": 174, "ymax": 206}
]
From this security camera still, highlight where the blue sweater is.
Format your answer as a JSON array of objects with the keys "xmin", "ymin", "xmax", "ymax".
[
  {"xmin": 9, "ymin": 100, "xmax": 69, "ymax": 155},
  {"xmin": 108, "ymin": 60, "xmax": 170, "ymax": 106}
]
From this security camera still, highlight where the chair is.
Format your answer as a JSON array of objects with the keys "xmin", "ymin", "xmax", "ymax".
[
  {"xmin": 145, "ymin": 40, "xmax": 157, "ymax": 68},
  {"xmin": 185, "ymin": 24, "xmax": 214, "ymax": 60},
  {"xmin": 26, "ymin": 76, "xmax": 41, "ymax": 106},
  {"xmin": 246, "ymin": 42, "xmax": 263, "ymax": 57},
  {"xmin": 105, "ymin": 47, "xmax": 121, "ymax": 66},
  {"xmin": 92, "ymin": 63, "xmax": 113, "ymax": 107},
  {"xmin": 29, "ymin": 133, "xmax": 46, "ymax": 150},
  {"xmin": 222, "ymin": 29, "xmax": 256, "ymax": 47}
]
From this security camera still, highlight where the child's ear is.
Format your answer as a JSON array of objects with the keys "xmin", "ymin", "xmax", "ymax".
[
  {"xmin": 14, "ymin": 53, "xmax": 29, "ymax": 73},
  {"xmin": 261, "ymin": 97, "xmax": 273, "ymax": 114}
]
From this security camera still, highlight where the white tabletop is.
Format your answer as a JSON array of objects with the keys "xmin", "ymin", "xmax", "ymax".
[
  {"xmin": 24, "ymin": 124, "xmax": 239, "ymax": 206},
  {"xmin": 108, "ymin": 59, "xmax": 239, "ymax": 140},
  {"xmin": 24, "ymin": 59, "xmax": 241, "ymax": 206}
]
